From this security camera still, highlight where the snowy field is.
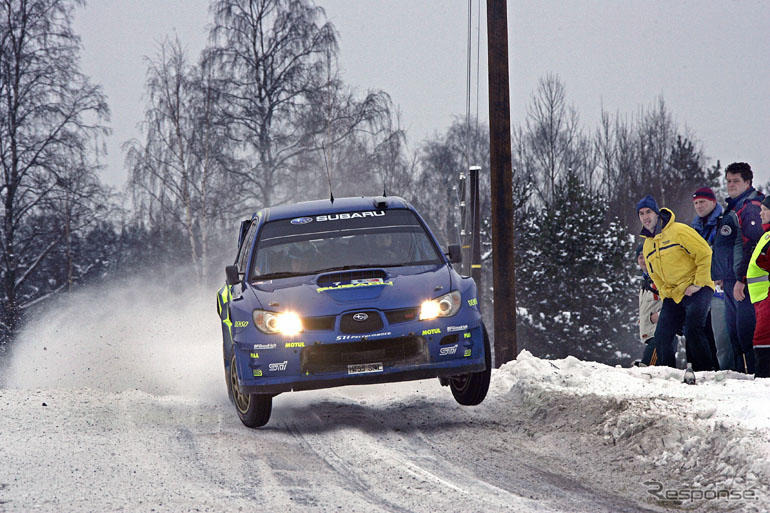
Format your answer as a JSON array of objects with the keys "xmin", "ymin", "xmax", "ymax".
[{"xmin": 0, "ymin": 278, "xmax": 768, "ymax": 512}]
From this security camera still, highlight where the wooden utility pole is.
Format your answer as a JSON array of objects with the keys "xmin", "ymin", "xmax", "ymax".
[{"xmin": 486, "ymin": 0, "xmax": 517, "ymax": 366}]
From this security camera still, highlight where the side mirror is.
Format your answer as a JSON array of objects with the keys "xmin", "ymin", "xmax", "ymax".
[
  {"xmin": 447, "ymin": 244, "xmax": 462, "ymax": 264},
  {"xmin": 225, "ymin": 265, "xmax": 241, "ymax": 286}
]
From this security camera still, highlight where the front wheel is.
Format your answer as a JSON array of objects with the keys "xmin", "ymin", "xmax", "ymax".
[
  {"xmin": 449, "ymin": 324, "xmax": 491, "ymax": 406},
  {"xmin": 230, "ymin": 353, "xmax": 272, "ymax": 428}
]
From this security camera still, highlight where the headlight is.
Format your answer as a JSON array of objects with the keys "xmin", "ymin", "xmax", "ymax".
[
  {"xmin": 419, "ymin": 291, "xmax": 461, "ymax": 320},
  {"xmin": 252, "ymin": 310, "xmax": 303, "ymax": 335}
]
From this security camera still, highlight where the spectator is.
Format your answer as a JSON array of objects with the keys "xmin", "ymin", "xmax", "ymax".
[
  {"xmin": 715, "ymin": 162, "xmax": 764, "ymax": 373},
  {"xmin": 746, "ymin": 196, "xmax": 770, "ymax": 377},
  {"xmin": 637, "ymin": 244, "xmax": 662, "ymax": 365},
  {"xmin": 690, "ymin": 186, "xmax": 728, "ymax": 370},
  {"xmin": 637, "ymin": 195, "xmax": 717, "ymax": 371}
]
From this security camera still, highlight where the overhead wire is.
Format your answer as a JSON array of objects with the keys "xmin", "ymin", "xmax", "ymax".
[
  {"xmin": 475, "ymin": 0, "xmax": 481, "ymax": 134},
  {"xmin": 465, "ymin": 0, "xmax": 473, "ymax": 172}
]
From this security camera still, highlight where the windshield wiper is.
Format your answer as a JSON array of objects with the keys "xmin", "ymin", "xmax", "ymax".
[
  {"xmin": 311, "ymin": 264, "xmax": 380, "ymax": 274},
  {"xmin": 380, "ymin": 261, "xmax": 441, "ymax": 268}
]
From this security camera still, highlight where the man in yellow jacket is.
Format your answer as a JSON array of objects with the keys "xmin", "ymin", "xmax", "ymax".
[{"xmin": 637, "ymin": 195, "xmax": 717, "ymax": 371}]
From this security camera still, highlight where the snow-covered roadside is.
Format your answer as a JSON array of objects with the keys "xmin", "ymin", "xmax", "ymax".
[
  {"xmin": 491, "ymin": 352, "xmax": 770, "ymax": 511},
  {"xmin": 1, "ymin": 277, "xmax": 768, "ymax": 511}
]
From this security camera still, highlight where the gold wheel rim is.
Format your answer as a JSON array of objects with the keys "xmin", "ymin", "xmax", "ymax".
[{"xmin": 231, "ymin": 355, "xmax": 251, "ymax": 413}]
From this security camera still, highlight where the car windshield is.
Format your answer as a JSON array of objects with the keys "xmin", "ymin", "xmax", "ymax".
[{"xmin": 251, "ymin": 208, "xmax": 443, "ymax": 279}]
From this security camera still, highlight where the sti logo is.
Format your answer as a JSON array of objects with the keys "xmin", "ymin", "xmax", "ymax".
[
  {"xmin": 439, "ymin": 345, "xmax": 458, "ymax": 356},
  {"xmin": 269, "ymin": 361, "xmax": 288, "ymax": 372}
]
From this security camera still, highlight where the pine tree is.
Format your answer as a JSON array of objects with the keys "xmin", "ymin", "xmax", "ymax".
[{"xmin": 516, "ymin": 169, "xmax": 637, "ymax": 362}]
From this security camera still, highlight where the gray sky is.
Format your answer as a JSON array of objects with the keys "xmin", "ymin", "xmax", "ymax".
[{"xmin": 74, "ymin": 0, "xmax": 770, "ymax": 193}]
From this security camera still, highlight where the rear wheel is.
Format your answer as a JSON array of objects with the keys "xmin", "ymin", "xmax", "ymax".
[
  {"xmin": 450, "ymin": 323, "xmax": 491, "ymax": 406},
  {"xmin": 230, "ymin": 353, "xmax": 272, "ymax": 428}
]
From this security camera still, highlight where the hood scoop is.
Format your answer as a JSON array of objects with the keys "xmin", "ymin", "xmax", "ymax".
[
  {"xmin": 316, "ymin": 269, "xmax": 391, "ymax": 301},
  {"xmin": 316, "ymin": 269, "xmax": 387, "ymax": 288}
]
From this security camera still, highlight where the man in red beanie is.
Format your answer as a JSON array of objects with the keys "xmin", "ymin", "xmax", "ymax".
[{"xmin": 690, "ymin": 186, "xmax": 729, "ymax": 370}]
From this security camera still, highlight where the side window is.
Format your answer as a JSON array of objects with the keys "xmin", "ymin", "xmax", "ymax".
[{"xmin": 237, "ymin": 223, "xmax": 257, "ymax": 273}]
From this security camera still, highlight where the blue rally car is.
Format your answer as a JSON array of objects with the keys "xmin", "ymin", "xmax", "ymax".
[{"xmin": 216, "ymin": 196, "xmax": 490, "ymax": 427}]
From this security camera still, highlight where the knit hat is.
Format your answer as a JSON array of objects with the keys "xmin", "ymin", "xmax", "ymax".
[
  {"xmin": 692, "ymin": 187, "xmax": 716, "ymax": 202},
  {"xmin": 762, "ymin": 196, "xmax": 770, "ymax": 209},
  {"xmin": 636, "ymin": 195, "xmax": 659, "ymax": 214},
  {"xmin": 635, "ymin": 243, "xmax": 644, "ymax": 257}
]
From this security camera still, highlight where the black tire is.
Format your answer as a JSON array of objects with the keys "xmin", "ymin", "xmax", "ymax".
[
  {"xmin": 230, "ymin": 353, "xmax": 272, "ymax": 428},
  {"xmin": 225, "ymin": 349, "xmax": 235, "ymax": 405},
  {"xmin": 450, "ymin": 323, "xmax": 491, "ymax": 406}
]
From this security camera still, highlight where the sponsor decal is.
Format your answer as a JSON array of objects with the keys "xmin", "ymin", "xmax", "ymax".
[
  {"xmin": 253, "ymin": 369, "xmax": 263, "ymax": 377},
  {"xmin": 269, "ymin": 361, "xmax": 288, "ymax": 372},
  {"xmin": 467, "ymin": 298, "xmax": 478, "ymax": 307},
  {"xmin": 446, "ymin": 324, "xmax": 468, "ymax": 333},
  {"xmin": 249, "ymin": 352, "xmax": 260, "ymax": 359},
  {"xmin": 317, "ymin": 279, "xmax": 393, "ymax": 293},
  {"xmin": 439, "ymin": 344, "xmax": 458, "ymax": 356},
  {"xmin": 347, "ymin": 362, "xmax": 384, "ymax": 375},
  {"xmin": 285, "ymin": 342, "xmax": 305, "ymax": 348},
  {"xmin": 422, "ymin": 328, "xmax": 441, "ymax": 335},
  {"xmin": 464, "ymin": 349, "xmax": 472, "ymax": 357},
  {"xmin": 316, "ymin": 211, "xmax": 385, "ymax": 222},
  {"xmin": 720, "ymin": 225, "xmax": 732, "ymax": 236},
  {"xmin": 336, "ymin": 331, "xmax": 391, "ymax": 341},
  {"xmin": 463, "ymin": 332, "xmax": 472, "ymax": 339},
  {"xmin": 290, "ymin": 217, "xmax": 313, "ymax": 225},
  {"xmin": 234, "ymin": 321, "xmax": 249, "ymax": 328},
  {"xmin": 352, "ymin": 312, "xmax": 369, "ymax": 322},
  {"xmin": 253, "ymin": 343, "xmax": 277, "ymax": 350}
]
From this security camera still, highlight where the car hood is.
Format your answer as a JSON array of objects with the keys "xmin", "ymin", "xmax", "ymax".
[{"xmin": 249, "ymin": 265, "xmax": 452, "ymax": 315}]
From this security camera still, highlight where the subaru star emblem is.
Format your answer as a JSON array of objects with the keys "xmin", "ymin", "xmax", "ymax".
[
  {"xmin": 352, "ymin": 312, "xmax": 369, "ymax": 322},
  {"xmin": 290, "ymin": 217, "xmax": 313, "ymax": 225}
]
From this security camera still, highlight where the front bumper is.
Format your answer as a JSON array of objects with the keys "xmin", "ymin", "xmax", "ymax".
[
  {"xmin": 231, "ymin": 318, "xmax": 486, "ymax": 395},
  {"xmin": 239, "ymin": 361, "xmax": 486, "ymax": 394}
]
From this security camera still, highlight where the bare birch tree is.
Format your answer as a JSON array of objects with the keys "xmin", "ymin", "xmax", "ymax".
[
  {"xmin": 514, "ymin": 74, "xmax": 591, "ymax": 204},
  {"xmin": 207, "ymin": 0, "xmax": 384, "ymax": 208},
  {"xmin": 0, "ymin": 0, "xmax": 108, "ymax": 340},
  {"xmin": 126, "ymin": 38, "xmax": 233, "ymax": 280}
]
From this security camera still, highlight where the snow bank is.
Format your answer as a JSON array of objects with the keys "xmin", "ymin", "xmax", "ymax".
[{"xmin": 490, "ymin": 350, "xmax": 770, "ymax": 510}]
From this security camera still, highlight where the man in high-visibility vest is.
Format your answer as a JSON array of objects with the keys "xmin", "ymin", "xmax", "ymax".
[{"xmin": 746, "ymin": 196, "xmax": 770, "ymax": 377}]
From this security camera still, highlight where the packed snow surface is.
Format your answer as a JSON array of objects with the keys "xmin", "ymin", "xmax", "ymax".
[{"xmin": 1, "ymin": 278, "xmax": 768, "ymax": 512}]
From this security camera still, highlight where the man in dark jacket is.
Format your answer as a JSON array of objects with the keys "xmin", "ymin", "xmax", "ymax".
[
  {"xmin": 713, "ymin": 162, "xmax": 764, "ymax": 373},
  {"xmin": 690, "ymin": 187, "xmax": 726, "ymax": 370}
]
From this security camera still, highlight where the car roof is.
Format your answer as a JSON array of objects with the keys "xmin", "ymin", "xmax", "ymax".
[{"xmin": 262, "ymin": 196, "xmax": 412, "ymax": 221}]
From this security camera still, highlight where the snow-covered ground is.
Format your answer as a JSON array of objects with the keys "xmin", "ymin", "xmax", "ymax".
[{"xmin": 0, "ymin": 277, "xmax": 768, "ymax": 512}]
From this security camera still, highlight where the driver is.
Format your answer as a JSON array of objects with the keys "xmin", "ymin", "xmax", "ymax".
[{"xmin": 371, "ymin": 232, "xmax": 399, "ymax": 263}]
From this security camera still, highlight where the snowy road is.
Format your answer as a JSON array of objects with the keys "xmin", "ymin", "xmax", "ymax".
[
  {"xmin": 1, "ymin": 278, "xmax": 768, "ymax": 512},
  {"xmin": 0, "ymin": 382, "xmax": 661, "ymax": 513}
]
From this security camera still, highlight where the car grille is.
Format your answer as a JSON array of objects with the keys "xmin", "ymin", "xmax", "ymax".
[
  {"xmin": 339, "ymin": 311, "xmax": 383, "ymax": 334},
  {"xmin": 300, "ymin": 336, "xmax": 428, "ymax": 374}
]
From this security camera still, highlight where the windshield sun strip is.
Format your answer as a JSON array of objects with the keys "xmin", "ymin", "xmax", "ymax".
[{"xmin": 258, "ymin": 225, "xmax": 423, "ymax": 244}]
